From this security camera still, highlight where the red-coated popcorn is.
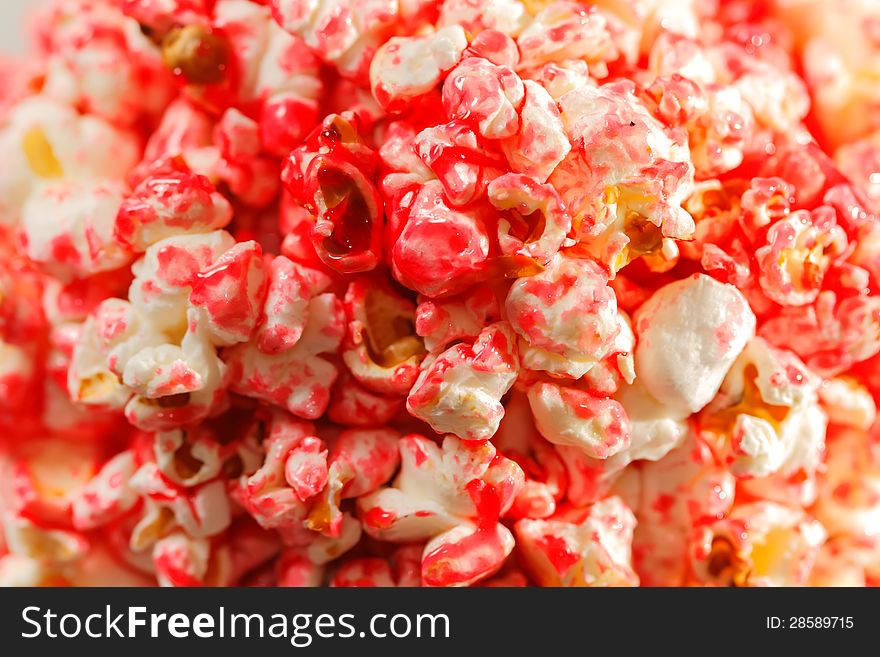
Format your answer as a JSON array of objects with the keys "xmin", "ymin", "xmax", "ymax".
[
  {"xmin": 342, "ymin": 276, "xmax": 425, "ymax": 395},
  {"xmin": 392, "ymin": 180, "xmax": 492, "ymax": 297},
  {"xmin": 506, "ymin": 254, "xmax": 620, "ymax": 378},
  {"xmin": 690, "ymin": 501, "xmax": 826, "ymax": 587},
  {"xmin": 552, "ymin": 80, "xmax": 695, "ymax": 271},
  {"xmin": 225, "ymin": 291, "xmax": 345, "ymax": 419},
  {"xmin": 813, "ymin": 426, "xmax": 880, "ymax": 540},
  {"xmin": 6, "ymin": 0, "xmax": 880, "ymax": 589},
  {"xmin": 407, "ymin": 322, "xmax": 518, "ymax": 441},
  {"xmin": 357, "ymin": 435, "xmax": 523, "ymax": 586},
  {"xmin": 115, "ymin": 170, "xmax": 234, "ymax": 252},
  {"xmin": 516, "ymin": 496, "xmax": 638, "ymax": 586}
]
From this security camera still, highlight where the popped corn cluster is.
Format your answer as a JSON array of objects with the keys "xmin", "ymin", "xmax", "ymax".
[{"xmin": 2, "ymin": 0, "xmax": 880, "ymax": 587}]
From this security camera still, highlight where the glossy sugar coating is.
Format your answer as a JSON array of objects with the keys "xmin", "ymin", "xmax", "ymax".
[{"xmin": 2, "ymin": 0, "xmax": 880, "ymax": 587}]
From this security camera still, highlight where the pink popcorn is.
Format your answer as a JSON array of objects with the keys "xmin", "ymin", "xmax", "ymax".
[
  {"xmin": 516, "ymin": 2, "xmax": 618, "ymax": 75},
  {"xmin": 114, "ymin": 169, "xmax": 234, "ymax": 252},
  {"xmin": 813, "ymin": 427, "xmax": 880, "ymax": 540},
  {"xmin": 72, "ymin": 451, "xmax": 140, "ymax": 531},
  {"xmin": 370, "ymin": 26, "xmax": 468, "ymax": 112},
  {"xmin": 152, "ymin": 531, "xmax": 230, "ymax": 587},
  {"xmin": 415, "ymin": 285, "xmax": 500, "ymax": 354},
  {"xmin": 759, "ymin": 290, "xmax": 880, "ymax": 377},
  {"xmin": 391, "ymin": 180, "xmax": 492, "ymax": 297},
  {"xmin": 5, "ymin": 437, "xmax": 103, "ymax": 527},
  {"xmin": 506, "ymin": 254, "xmax": 620, "ymax": 379},
  {"xmin": 413, "ymin": 121, "xmax": 506, "ymax": 207},
  {"xmin": 755, "ymin": 207, "xmax": 848, "ymax": 307},
  {"xmin": 407, "ymin": 322, "xmax": 519, "ymax": 441},
  {"xmin": 442, "ymin": 57, "xmax": 524, "ymax": 140},
  {"xmin": 37, "ymin": 0, "xmax": 174, "ymax": 127},
  {"xmin": 516, "ymin": 496, "xmax": 639, "ymax": 587},
  {"xmin": 634, "ymin": 273, "xmax": 756, "ymax": 415},
  {"xmin": 436, "ymin": 0, "xmax": 528, "ymax": 37},
  {"xmin": 271, "ymin": 0, "xmax": 400, "ymax": 81},
  {"xmin": 691, "ymin": 501, "xmax": 826, "ymax": 587},
  {"xmin": 130, "ymin": 462, "xmax": 232, "ymax": 540},
  {"xmin": 551, "ymin": 80, "xmax": 694, "ymax": 271},
  {"xmin": 255, "ymin": 256, "xmax": 331, "ymax": 354},
  {"xmin": 342, "ymin": 276, "xmax": 425, "ymax": 396},
  {"xmin": 488, "ymin": 173, "xmax": 572, "ymax": 264},
  {"xmin": 19, "ymin": 179, "xmax": 131, "ymax": 279},
  {"xmin": 189, "ymin": 240, "xmax": 267, "ymax": 346},
  {"xmin": 493, "ymin": 389, "xmax": 568, "ymax": 519},
  {"xmin": 527, "ymin": 380, "xmax": 631, "ymax": 460},
  {"xmin": 358, "ymin": 434, "xmax": 523, "ymax": 587},
  {"xmin": 818, "ymin": 377, "xmax": 877, "ymax": 430},
  {"xmin": 225, "ymin": 292, "xmax": 345, "ymax": 419},
  {"xmin": 276, "ymin": 548, "xmax": 324, "ymax": 586},
  {"xmin": 498, "ymin": 80, "xmax": 571, "ymax": 183},
  {"xmin": 631, "ymin": 433, "xmax": 735, "ymax": 586},
  {"xmin": 326, "ymin": 372, "xmax": 404, "ymax": 427}
]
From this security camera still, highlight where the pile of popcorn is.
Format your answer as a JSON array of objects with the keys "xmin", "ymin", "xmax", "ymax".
[{"xmin": 2, "ymin": 0, "xmax": 880, "ymax": 587}]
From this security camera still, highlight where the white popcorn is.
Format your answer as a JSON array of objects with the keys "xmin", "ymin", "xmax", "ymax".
[
  {"xmin": 0, "ymin": 96, "xmax": 139, "ymax": 226},
  {"xmin": 634, "ymin": 273, "xmax": 756, "ymax": 415}
]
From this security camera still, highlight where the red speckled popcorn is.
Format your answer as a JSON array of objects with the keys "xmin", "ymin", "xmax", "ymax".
[{"xmin": 3, "ymin": 0, "xmax": 880, "ymax": 589}]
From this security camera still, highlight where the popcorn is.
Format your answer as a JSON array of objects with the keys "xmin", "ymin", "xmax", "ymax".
[
  {"xmin": 515, "ymin": 496, "xmax": 638, "ymax": 587},
  {"xmin": 370, "ymin": 26, "xmax": 468, "ymax": 112},
  {"xmin": 407, "ymin": 322, "xmax": 518, "ymax": 441},
  {"xmin": 690, "ymin": 501, "xmax": 826, "ymax": 587},
  {"xmin": 342, "ymin": 276, "xmax": 425, "ymax": 395},
  {"xmin": 506, "ymin": 254, "xmax": 620, "ymax": 379},
  {"xmin": 114, "ymin": 170, "xmax": 233, "ymax": 253},
  {"xmin": 634, "ymin": 273, "xmax": 756, "ymax": 415},
  {"xmin": 527, "ymin": 380, "xmax": 631, "ymax": 460},
  {"xmin": 19, "ymin": 179, "xmax": 130, "ymax": 280},
  {"xmin": 357, "ymin": 435, "xmax": 524, "ymax": 586},
  {"xmin": 225, "ymin": 292, "xmax": 345, "ymax": 419},
  {"xmin": 391, "ymin": 181, "xmax": 492, "ymax": 297},
  {"xmin": 7, "ymin": 0, "xmax": 880, "ymax": 589},
  {"xmin": 0, "ymin": 96, "xmax": 140, "ymax": 226},
  {"xmin": 702, "ymin": 337, "xmax": 827, "ymax": 479},
  {"xmin": 813, "ymin": 427, "xmax": 880, "ymax": 540},
  {"xmin": 551, "ymin": 80, "xmax": 695, "ymax": 271}
]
